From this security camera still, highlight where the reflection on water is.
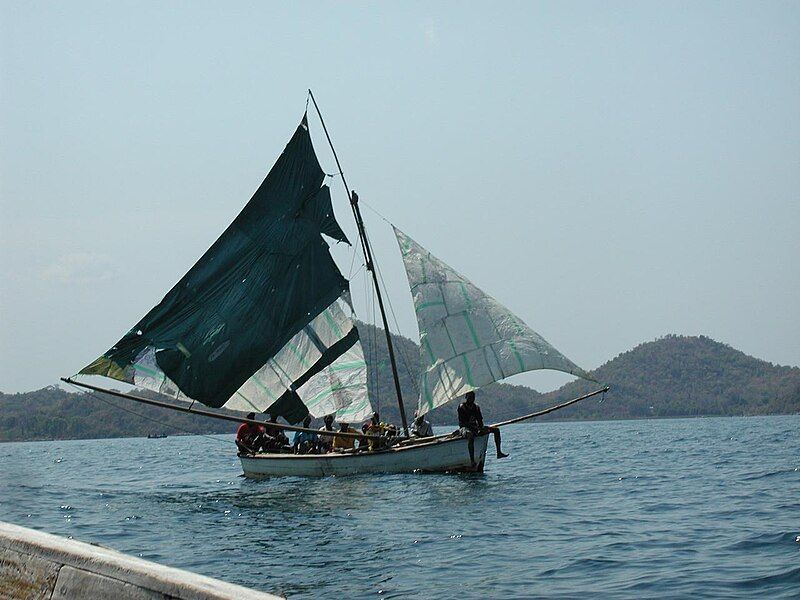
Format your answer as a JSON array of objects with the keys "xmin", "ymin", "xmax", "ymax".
[{"xmin": 1, "ymin": 416, "xmax": 798, "ymax": 599}]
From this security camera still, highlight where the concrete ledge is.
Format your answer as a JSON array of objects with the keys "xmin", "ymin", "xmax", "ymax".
[{"xmin": 0, "ymin": 521, "xmax": 282, "ymax": 600}]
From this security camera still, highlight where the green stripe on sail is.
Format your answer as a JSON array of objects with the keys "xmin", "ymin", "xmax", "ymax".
[
  {"xmin": 423, "ymin": 338, "xmax": 436, "ymax": 365},
  {"xmin": 328, "ymin": 360, "xmax": 366, "ymax": 372},
  {"xmin": 508, "ymin": 339, "xmax": 525, "ymax": 371},
  {"xmin": 132, "ymin": 362, "xmax": 160, "ymax": 377},
  {"xmin": 422, "ymin": 372, "xmax": 434, "ymax": 411},
  {"xmin": 305, "ymin": 383, "xmax": 363, "ymax": 408},
  {"xmin": 509, "ymin": 316, "xmax": 526, "ymax": 336},
  {"xmin": 417, "ymin": 300, "xmax": 445, "ymax": 311},
  {"xmin": 399, "ymin": 235, "xmax": 412, "ymax": 256},
  {"xmin": 461, "ymin": 354, "xmax": 475, "ymax": 387},
  {"xmin": 323, "ymin": 310, "xmax": 343, "ymax": 339},
  {"xmin": 459, "ymin": 282, "xmax": 472, "ymax": 308},
  {"xmin": 286, "ymin": 342, "xmax": 312, "ymax": 369},
  {"xmin": 506, "ymin": 316, "xmax": 527, "ymax": 371},
  {"xmin": 234, "ymin": 391, "xmax": 263, "ymax": 412},
  {"xmin": 247, "ymin": 374, "xmax": 279, "ymax": 401},
  {"xmin": 463, "ymin": 313, "xmax": 481, "ymax": 348}
]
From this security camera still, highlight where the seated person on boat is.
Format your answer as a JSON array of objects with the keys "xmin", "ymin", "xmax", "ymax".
[
  {"xmin": 411, "ymin": 410, "xmax": 434, "ymax": 438},
  {"xmin": 266, "ymin": 414, "xmax": 290, "ymax": 447},
  {"xmin": 292, "ymin": 415, "xmax": 320, "ymax": 454},
  {"xmin": 359, "ymin": 422, "xmax": 371, "ymax": 451},
  {"xmin": 332, "ymin": 422, "xmax": 360, "ymax": 452},
  {"xmin": 365, "ymin": 412, "xmax": 397, "ymax": 450},
  {"xmin": 236, "ymin": 413, "xmax": 266, "ymax": 454},
  {"xmin": 318, "ymin": 414, "xmax": 336, "ymax": 452},
  {"xmin": 458, "ymin": 391, "xmax": 509, "ymax": 466}
]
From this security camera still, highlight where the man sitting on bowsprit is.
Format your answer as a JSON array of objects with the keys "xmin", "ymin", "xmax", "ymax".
[{"xmin": 458, "ymin": 391, "xmax": 509, "ymax": 467}]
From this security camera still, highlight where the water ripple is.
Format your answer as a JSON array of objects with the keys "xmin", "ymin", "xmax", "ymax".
[{"xmin": 0, "ymin": 415, "xmax": 797, "ymax": 599}]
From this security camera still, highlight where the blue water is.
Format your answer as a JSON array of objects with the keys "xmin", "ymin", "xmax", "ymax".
[{"xmin": 1, "ymin": 416, "xmax": 798, "ymax": 598}]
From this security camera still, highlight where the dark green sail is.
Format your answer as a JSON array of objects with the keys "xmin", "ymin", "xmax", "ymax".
[{"xmin": 81, "ymin": 114, "xmax": 357, "ymax": 412}]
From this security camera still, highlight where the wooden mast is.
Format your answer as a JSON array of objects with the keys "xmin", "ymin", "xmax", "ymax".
[{"xmin": 307, "ymin": 90, "xmax": 411, "ymax": 437}]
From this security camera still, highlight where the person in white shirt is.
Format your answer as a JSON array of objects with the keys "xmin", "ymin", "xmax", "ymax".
[{"xmin": 411, "ymin": 411, "xmax": 434, "ymax": 438}]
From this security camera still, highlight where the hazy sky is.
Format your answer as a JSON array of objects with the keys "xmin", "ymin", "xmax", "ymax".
[{"xmin": 1, "ymin": 1, "xmax": 798, "ymax": 395}]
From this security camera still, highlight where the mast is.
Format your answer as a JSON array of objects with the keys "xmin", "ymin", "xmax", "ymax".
[
  {"xmin": 350, "ymin": 191, "xmax": 411, "ymax": 437},
  {"xmin": 308, "ymin": 90, "xmax": 411, "ymax": 437}
]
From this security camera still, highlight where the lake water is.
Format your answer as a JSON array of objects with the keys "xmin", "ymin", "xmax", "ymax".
[{"xmin": 1, "ymin": 416, "xmax": 798, "ymax": 599}]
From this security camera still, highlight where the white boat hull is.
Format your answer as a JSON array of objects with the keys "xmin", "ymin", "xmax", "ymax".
[{"xmin": 239, "ymin": 434, "xmax": 490, "ymax": 477}]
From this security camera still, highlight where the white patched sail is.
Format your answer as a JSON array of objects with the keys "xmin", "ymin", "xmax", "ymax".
[
  {"xmin": 226, "ymin": 293, "xmax": 357, "ymax": 412},
  {"xmin": 129, "ymin": 291, "xmax": 372, "ymax": 422},
  {"xmin": 297, "ymin": 341, "xmax": 371, "ymax": 423},
  {"xmin": 394, "ymin": 227, "xmax": 595, "ymax": 416}
]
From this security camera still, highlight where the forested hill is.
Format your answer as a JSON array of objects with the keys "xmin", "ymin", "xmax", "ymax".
[
  {"xmin": 535, "ymin": 334, "xmax": 800, "ymax": 421},
  {"xmin": 1, "ymin": 330, "xmax": 798, "ymax": 442},
  {"xmin": 358, "ymin": 325, "xmax": 800, "ymax": 424},
  {"xmin": 0, "ymin": 386, "xmax": 235, "ymax": 442}
]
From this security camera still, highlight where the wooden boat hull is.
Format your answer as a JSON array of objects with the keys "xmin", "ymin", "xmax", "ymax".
[{"xmin": 239, "ymin": 433, "xmax": 490, "ymax": 477}]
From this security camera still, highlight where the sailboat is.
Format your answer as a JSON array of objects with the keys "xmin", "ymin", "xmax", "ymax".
[{"xmin": 63, "ymin": 92, "xmax": 607, "ymax": 477}]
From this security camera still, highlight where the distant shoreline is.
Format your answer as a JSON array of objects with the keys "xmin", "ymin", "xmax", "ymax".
[{"xmin": 3, "ymin": 412, "xmax": 797, "ymax": 444}]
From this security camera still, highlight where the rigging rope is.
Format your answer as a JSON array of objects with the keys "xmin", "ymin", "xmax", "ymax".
[
  {"xmin": 345, "ymin": 200, "xmax": 421, "ymax": 408},
  {"xmin": 347, "ymin": 235, "xmax": 361, "ymax": 279},
  {"xmin": 374, "ymin": 260, "xmax": 420, "ymax": 397},
  {"xmin": 366, "ymin": 267, "xmax": 380, "ymax": 415},
  {"xmin": 65, "ymin": 382, "xmax": 232, "ymax": 446},
  {"xmin": 346, "ymin": 201, "xmax": 420, "ymax": 398},
  {"xmin": 359, "ymin": 197, "xmax": 393, "ymax": 225}
]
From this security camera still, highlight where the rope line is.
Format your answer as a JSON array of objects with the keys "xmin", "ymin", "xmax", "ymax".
[
  {"xmin": 359, "ymin": 197, "xmax": 393, "ymax": 225},
  {"xmin": 347, "ymin": 223, "xmax": 364, "ymax": 279},
  {"xmin": 66, "ymin": 382, "xmax": 232, "ymax": 446},
  {"xmin": 366, "ymin": 267, "xmax": 380, "ymax": 415},
  {"xmin": 374, "ymin": 260, "xmax": 420, "ymax": 397},
  {"xmin": 347, "ymin": 199, "xmax": 418, "ymax": 395}
]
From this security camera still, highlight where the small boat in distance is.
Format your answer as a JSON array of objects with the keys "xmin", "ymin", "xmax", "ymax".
[
  {"xmin": 63, "ymin": 91, "xmax": 606, "ymax": 476},
  {"xmin": 147, "ymin": 433, "xmax": 168, "ymax": 439}
]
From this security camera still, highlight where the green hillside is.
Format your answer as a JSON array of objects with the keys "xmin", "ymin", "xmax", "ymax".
[
  {"xmin": 0, "ymin": 386, "xmax": 235, "ymax": 442},
  {"xmin": 538, "ymin": 334, "xmax": 800, "ymax": 420},
  {"xmin": 359, "ymin": 325, "xmax": 800, "ymax": 425},
  {"xmin": 1, "ymin": 328, "xmax": 797, "ymax": 442}
]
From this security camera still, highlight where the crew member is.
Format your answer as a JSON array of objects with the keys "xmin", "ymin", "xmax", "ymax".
[
  {"xmin": 318, "ymin": 414, "xmax": 336, "ymax": 452},
  {"xmin": 266, "ymin": 414, "xmax": 290, "ymax": 448},
  {"xmin": 458, "ymin": 391, "xmax": 508, "ymax": 467},
  {"xmin": 411, "ymin": 410, "xmax": 434, "ymax": 438},
  {"xmin": 365, "ymin": 412, "xmax": 393, "ymax": 450},
  {"xmin": 236, "ymin": 412, "xmax": 265, "ymax": 454},
  {"xmin": 292, "ymin": 415, "xmax": 319, "ymax": 454},
  {"xmin": 332, "ymin": 422, "xmax": 359, "ymax": 451},
  {"xmin": 358, "ymin": 422, "xmax": 371, "ymax": 451}
]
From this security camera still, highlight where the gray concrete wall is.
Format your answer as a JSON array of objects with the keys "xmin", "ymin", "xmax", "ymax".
[{"xmin": 0, "ymin": 521, "xmax": 282, "ymax": 600}]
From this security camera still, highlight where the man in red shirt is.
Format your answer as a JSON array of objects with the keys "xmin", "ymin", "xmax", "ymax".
[{"xmin": 236, "ymin": 412, "xmax": 265, "ymax": 454}]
